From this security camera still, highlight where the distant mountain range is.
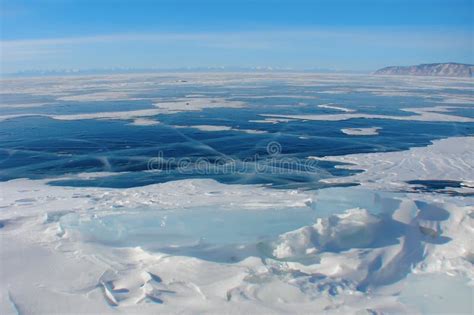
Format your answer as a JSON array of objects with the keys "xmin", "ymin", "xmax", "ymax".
[
  {"xmin": 374, "ymin": 63, "xmax": 474, "ymax": 77},
  {"xmin": 6, "ymin": 67, "xmax": 365, "ymax": 77}
]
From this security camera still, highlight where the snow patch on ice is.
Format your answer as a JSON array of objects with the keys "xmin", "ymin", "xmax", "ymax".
[
  {"xmin": 175, "ymin": 124, "xmax": 268, "ymax": 134},
  {"xmin": 314, "ymin": 136, "xmax": 474, "ymax": 193},
  {"xmin": 0, "ymin": 97, "xmax": 246, "ymax": 123},
  {"xmin": 318, "ymin": 103, "xmax": 355, "ymax": 113},
  {"xmin": 262, "ymin": 105, "xmax": 474, "ymax": 122},
  {"xmin": 341, "ymin": 127, "xmax": 381, "ymax": 136},
  {"xmin": 129, "ymin": 118, "xmax": 160, "ymax": 126}
]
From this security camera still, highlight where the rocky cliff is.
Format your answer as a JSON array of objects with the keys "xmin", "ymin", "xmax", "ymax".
[{"xmin": 374, "ymin": 63, "xmax": 474, "ymax": 77}]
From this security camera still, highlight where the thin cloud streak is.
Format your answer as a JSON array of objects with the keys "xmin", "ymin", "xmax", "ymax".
[{"xmin": 2, "ymin": 28, "xmax": 472, "ymax": 47}]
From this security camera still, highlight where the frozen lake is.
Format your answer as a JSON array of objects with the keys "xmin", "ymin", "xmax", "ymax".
[{"xmin": 1, "ymin": 73, "xmax": 473, "ymax": 314}]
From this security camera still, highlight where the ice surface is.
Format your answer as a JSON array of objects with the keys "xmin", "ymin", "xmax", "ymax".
[
  {"xmin": 2, "ymin": 169, "xmax": 473, "ymax": 309},
  {"xmin": 1, "ymin": 173, "xmax": 473, "ymax": 313},
  {"xmin": 60, "ymin": 205, "xmax": 316, "ymax": 255},
  {"xmin": 310, "ymin": 186, "xmax": 401, "ymax": 217},
  {"xmin": 55, "ymin": 187, "xmax": 405, "ymax": 263}
]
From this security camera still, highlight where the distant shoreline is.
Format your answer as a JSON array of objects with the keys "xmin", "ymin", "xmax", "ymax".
[{"xmin": 374, "ymin": 62, "xmax": 474, "ymax": 78}]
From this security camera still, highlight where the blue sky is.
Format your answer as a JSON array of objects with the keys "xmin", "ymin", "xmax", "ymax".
[{"xmin": 1, "ymin": 0, "xmax": 473, "ymax": 73}]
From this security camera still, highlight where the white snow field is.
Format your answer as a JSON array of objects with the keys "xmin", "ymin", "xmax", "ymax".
[{"xmin": 1, "ymin": 137, "xmax": 473, "ymax": 314}]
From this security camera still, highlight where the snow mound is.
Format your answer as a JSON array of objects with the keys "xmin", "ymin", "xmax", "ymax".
[{"xmin": 273, "ymin": 208, "xmax": 381, "ymax": 259}]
